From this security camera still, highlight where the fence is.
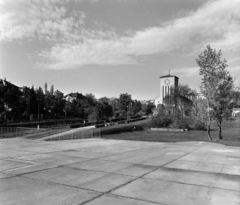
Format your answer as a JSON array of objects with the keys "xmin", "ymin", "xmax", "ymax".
[
  {"xmin": 0, "ymin": 127, "xmax": 47, "ymax": 138},
  {"xmin": 0, "ymin": 126, "xmax": 101, "ymax": 141},
  {"xmin": 45, "ymin": 128, "xmax": 101, "ymax": 141}
]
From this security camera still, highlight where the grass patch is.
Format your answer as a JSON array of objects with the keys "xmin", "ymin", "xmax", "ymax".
[{"xmin": 101, "ymin": 117, "xmax": 240, "ymax": 147}]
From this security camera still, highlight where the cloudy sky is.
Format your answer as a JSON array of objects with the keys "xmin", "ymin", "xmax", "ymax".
[{"xmin": 0, "ymin": 0, "xmax": 239, "ymax": 100}]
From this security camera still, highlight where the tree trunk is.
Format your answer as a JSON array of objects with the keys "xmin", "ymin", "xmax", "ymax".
[
  {"xmin": 218, "ymin": 120, "xmax": 223, "ymax": 140},
  {"xmin": 206, "ymin": 98, "xmax": 213, "ymax": 141}
]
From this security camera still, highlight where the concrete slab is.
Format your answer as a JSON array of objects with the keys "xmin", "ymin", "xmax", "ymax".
[
  {"xmin": 112, "ymin": 178, "xmax": 240, "ymax": 205},
  {"xmin": 179, "ymin": 153, "xmax": 240, "ymax": 165},
  {"xmin": 80, "ymin": 173, "xmax": 135, "ymax": 192},
  {"xmin": 141, "ymin": 156, "xmax": 175, "ymax": 166},
  {"xmin": 23, "ymin": 166, "xmax": 135, "ymax": 192},
  {"xmin": 0, "ymin": 176, "xmax": 99, "ymax": 205},
  {"xmin": 67, "ymin": 159, "xmax": 131, "ymax": 173},
  {"xmin": 54, "ymin": 150, "xmax": 112, "ymax": 159},
  {"xmin": 0, "ymin": 138, "xmax": 239, "ymax": 205},
  {"xmin": 0, "ymin": 173, "xmax": 10, "ymax": 179},
  {"xmin": 17, "ymin": 154, "xmax": 89, "ymax": 165},
  {"xmin": 144, "ymin": 167, "xmax": 240, "ymax": 192},
  {"xmin": 85, "ymin": 194, "xmax": 157, "ymax": 205},
  {"xmin": 115, "ymin": 164, "xmax": 157, "ymax": 177},
  {"xmin": 0, "ymin": 159, "xmax": 32, "ymax": 172},
  {"xmin": 3, "ymin": 163, "xmax": 59, "ymax": 176},
  {"xmin": 165, "ymin": 160, "xmax": 240, "ymax": 175}
]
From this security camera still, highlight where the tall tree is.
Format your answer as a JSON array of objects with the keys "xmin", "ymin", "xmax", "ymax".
[
  {"xmin": 141, "ymin": 102, "xmax": 155, "ymax": 116},
  {"xmin": 98, "ymin": 97, "xmax": 113, "ymax": 120},
  {"xmin": 118, "ymin": 93, "xmax": 132, "ymax": 116},
  {"xmin": 85, "ymin": 93, "xmax": 97, "ymax": 106},
  {"xmin": 44, "ymin": 83, "xmax": 48, "ymax": 95},
  {"xmin": 164, "ymin": 84, "xmax": 195, "ymax": 116},
  {"xmin": 196, "ymin": 45, "xmax": 234, "ymax": 140},
  {"xmin": 50, "ymin": 85, "xmax": 54, "ymax": 96}
]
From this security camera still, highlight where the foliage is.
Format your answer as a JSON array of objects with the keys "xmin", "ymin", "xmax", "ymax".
[
  {"xmin": 118, "ymin": 93, "xmax": 132, "ymax": 116},
  {"xmin": 229, "ymin": 88, "xmax": 240, "ymax": 109},
  {"xmin": 98, "ymin": 97, "xmax": 113, "ymax": 120},
  {"xmin": 196, "ymin": 45, "xmax": 234, "ymax": 140},
  {"xmin": 1, "ymin": 79, "xmax": 162, "ymax": 123},
  {"xmin": 141, "ymin": 102, "xmax": 155, "ymax": 115},
  {"xmin": 100, "ymin": 120, "xmax": 148, "ymax": 135},
  {"xmin": 164, "ymin": 84, "xmax": 196, "ymax": 116},
  {"xmin": 149, "ymin": 108, "xmax": 173, "ymax": 128},
  {"xmin": 193, "ymin": 120, "xmax": 206, "ymax": 130}
]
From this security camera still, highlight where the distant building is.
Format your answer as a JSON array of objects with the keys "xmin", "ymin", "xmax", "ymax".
[
  {"xmin": 140, "ymin": 100, "xmax": 154, "ymax": 105},
  {"xmin": 54, "ymin": 90, "xmax": 64, "ymax": 98},
  {"xmin": 154, "ymin": 74, "xmax": 179, "ymax": 107},
  {"xmin": 0, "ymin": 78, "xmax": 22, "ymax": 91},
  {"xmin": 232, "ymin": 108, "xmax": 240, "ymax": 117},
  {"xmin": 196, "ymin": 93, "xmax": 205, "ymax": 99},
  {"xmin": 64, "ymin": 92, "xmax": 88, "ymax": 103}
]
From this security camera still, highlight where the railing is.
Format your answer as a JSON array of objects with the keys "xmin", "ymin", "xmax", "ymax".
[
  {"xmin": 0, "ymin": 127, "xmax": 47, "ymax": 138},
  {"xmin": 44, "ymin": 128, "xmax": 101, "ymax": 141},
  {"xmin": 0, "ymin": 126, "xmax": 101, "ymax": 141}
]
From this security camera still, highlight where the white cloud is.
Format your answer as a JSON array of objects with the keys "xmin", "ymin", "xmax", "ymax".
[
  {"xmin": 171, "ymin": 67, "xmax": 199, "ymax": 78},
  {"xmin": 0, "ymin": 0, "xmax": 240, "ymax": 69},
  {"xmin": 0, "ymin": 0, "xmax": 85, "ymax": 42}
]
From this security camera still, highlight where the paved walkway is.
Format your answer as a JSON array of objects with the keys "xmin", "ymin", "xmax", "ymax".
[{"xmin": 0, "ymin": 138, "xmax": 239, "ymax": 205}]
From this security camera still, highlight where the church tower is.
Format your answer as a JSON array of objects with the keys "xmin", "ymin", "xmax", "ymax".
[{"xmin": 159, "ymin": 74, "xmax": 178, "ymax": 105}]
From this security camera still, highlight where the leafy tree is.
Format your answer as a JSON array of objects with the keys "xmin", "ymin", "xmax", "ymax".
[
  {"xmin": 2, "ymin": 79, "xmax": 23, "ymax": 120},
  {"xmin": 141, "ymin": 102, "xmax": 155, "ymax": 116},
  {"xmin": 118, "ymin": 93, "xmax": 132, "ymax": 117},
  {"xmin": 22, "ymin": 86, "xmax": 31, "ymax": 119},
  {"xmin": 98, "ymin": 97, "xmax": 113, "ymax": 120},
  {"xmin": 50, "ymin": 85, "xmax": 54, "ymax": 96},
  {"xmin": 85, "ymin": 93, "xmax": 97, "ymax": 106},
  {"xmin": 164, "ymin": 84, "xmax": 196, "ymax": 116},
  {"xmin": 130, "ymin": 100, "xmax": 142, "ymax": 116},
  {"xmin": 196, "ymin": 45, "xmax": 234, "ymax": 140},
  {"xmin": 36, "ymin": 87, "xmax": 45, "ymax": 120},
  {"xmin": 44, "ymin": 83, "xmax": 48, "ymax": 95},
  {"xmin": 229, "ymin": 88, "xmax": 240, "ymax": 109},
  {"xmin": 109, "ymin": 97, "xmax": 119, "ymax": 118}
]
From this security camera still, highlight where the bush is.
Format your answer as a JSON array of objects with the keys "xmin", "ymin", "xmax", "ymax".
[
  {"xmin": 194, "ymin": 121, "xmax": 206, "ymax": 130},
  {"xmin": 101, "ymin": 125, "xmax": 144, "ymax": 135},
  {"xmin": 149, "ymin": 115, "xmax": 173, "ymax": 128},
  {"xmin": 69, "ymin": 123, "xmax": 82, "ymax": 128},
  {"xmin": 178, "ymin": 116, "xmax": 193, "ymax": 130}
]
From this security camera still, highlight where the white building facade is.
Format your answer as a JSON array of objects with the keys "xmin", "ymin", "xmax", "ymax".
[{"xmin": 154, "ymin": 74, "xmax": 179, "ymax": 107}]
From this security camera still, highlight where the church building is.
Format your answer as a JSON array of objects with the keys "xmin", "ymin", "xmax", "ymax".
[{"xmin": 154, "ymin": 74, "xmax": 179, "ymax": 107}]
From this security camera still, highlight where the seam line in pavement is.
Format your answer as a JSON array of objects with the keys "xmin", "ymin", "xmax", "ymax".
[
  {"xmin": 20, "ymin": 174, "xmax": 104, "ymax": 194},
  {"xmin": 169, "ymin": 158, "xmax": 240, "ymax": 166},
  {"xmin": 107, "ymin": 193, "xmax": 170, "ymax": 205},
  {"xmin": 103, "ymin": 146, "xmax": 202, "ymax": 195},
  {"xmin": 1, "ymin": 165, "xmax": 63, "ymax": 178},
  {"xmin": 143, "ymin": 176, "xmax": 240, "ymax": 193}
]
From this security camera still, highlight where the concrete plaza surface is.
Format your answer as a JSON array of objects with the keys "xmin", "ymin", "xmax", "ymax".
[{"xmin": 0, "ymin": 138, "xmax": 240, "ymax": 205}]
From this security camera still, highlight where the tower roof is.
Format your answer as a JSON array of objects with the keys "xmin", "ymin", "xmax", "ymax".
[{"xmin": 159, "ymin": 74, "xmax": 179, "ymax": 79}]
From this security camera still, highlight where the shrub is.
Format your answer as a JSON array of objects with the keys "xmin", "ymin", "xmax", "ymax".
[
  {"xmin": 149, "ymin": 115, "xmax": 173, "ymax": 128},
  {"xmin": 194, "ymin": 120, "xmax": 206, "ymax": 130},
  {"xmin": 70, "ymin": 123, "xmax": 82, "ymax": 128},
  {"xmin": 101, "ymin": 125, "xmax": 144, "ymax": 135},
  {"xmin": 178, "ymin": 116, "xmax": 193, "ymax": 130}
]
